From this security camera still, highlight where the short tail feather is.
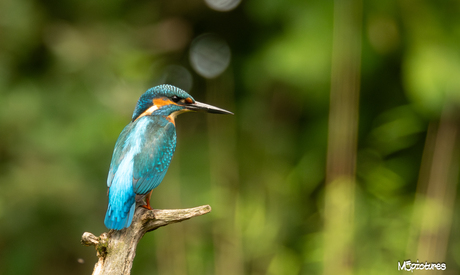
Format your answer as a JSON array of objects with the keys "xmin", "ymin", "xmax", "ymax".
[
  {"xmin": 105, "ymin": 155, "xmax": 138, "ymax": 230},
  {"xmin": 104, "ymin": 202, "xmax": 136, "ymax": 230}
]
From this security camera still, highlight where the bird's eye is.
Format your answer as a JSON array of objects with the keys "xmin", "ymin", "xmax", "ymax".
[{"xmin": 171, "ymin": 95, "xmax": 181, "ymax": 103}]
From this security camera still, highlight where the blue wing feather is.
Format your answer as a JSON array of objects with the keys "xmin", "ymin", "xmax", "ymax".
[
  {"xmin": 107, "ymin": 124, "xmax": 132, "ymax": 188},
  {"xmin": 132, "ymin": 119, "xmax": 176, "ymax": 194},
  {"xmin": 104, "ymin": 116, "xmax": 176, "ymax": 230}
]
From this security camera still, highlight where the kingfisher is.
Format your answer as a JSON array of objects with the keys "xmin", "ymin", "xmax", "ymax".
[{"xmin": 104, "ymin": 84, "xmax": 233, "ymax": 230}]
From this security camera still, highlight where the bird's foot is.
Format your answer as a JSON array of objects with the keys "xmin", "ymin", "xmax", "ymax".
[
  {"xmin": 141, "ymin": 190, "xmax": 154, "ymax": 210},
  {"xmin": 141, "ymin": 204, "xmax": 153, "ymax": 210}
]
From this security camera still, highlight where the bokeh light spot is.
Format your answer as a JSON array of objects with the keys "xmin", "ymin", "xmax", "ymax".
[
  {"xmin": 204, "ymin": 0, "xmax": 241, "ymax": 12},
  {"xmin": 157, "ymin": 65, "xmax": 193, "ymax": 92},
  {"xmin": 189, "ymin": 34, "xmax": 231, "ymax": 79}
]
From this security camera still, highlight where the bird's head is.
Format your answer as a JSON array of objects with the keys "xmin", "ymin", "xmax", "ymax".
[{"xmin": 132, "ymin": 84, "xmax": 233, "ymax": 122}]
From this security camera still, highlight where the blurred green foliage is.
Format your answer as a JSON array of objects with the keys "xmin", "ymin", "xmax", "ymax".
[{"xmin": 0, "ymin": 0, "xmax": 459, "ymax": 274}]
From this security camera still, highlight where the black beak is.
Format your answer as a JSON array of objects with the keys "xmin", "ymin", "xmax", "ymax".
[{"xmin": 186, "ymin": 101, "xmax": 234, "ymax": 115}]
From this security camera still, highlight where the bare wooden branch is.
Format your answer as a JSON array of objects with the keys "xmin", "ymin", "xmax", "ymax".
[{"xmin": 81, "ymin": 205, "xmax": 212, "ymax": 275}]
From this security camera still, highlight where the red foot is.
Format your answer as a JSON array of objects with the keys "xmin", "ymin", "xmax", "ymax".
[
  {"xmin": 141, "ymin": 204, "xmax": 153, "ymax": 210},
  {"xmin": 141, "ymin": 190, "xmax": 153, "ymax": 210}
]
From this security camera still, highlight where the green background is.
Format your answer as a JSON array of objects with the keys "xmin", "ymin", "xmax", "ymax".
[{"xmin": 0, "ymin": 0, "xmax": 459, "ymax": 274}]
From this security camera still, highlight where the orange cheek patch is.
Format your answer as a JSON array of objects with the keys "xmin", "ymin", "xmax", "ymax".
[
  {"xmin": 185, "ymin": 97, "xmax": 193, "ymax": 104},
  {"xmin": 153, "ymin": 97, "xmax": 174, "ymax": 107}
]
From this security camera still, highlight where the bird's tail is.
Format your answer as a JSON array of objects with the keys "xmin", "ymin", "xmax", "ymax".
[
  {"xmin": 104, "ymin": 188, "xmax": 136, "ymax": 230},
  {"xmin": 104, "ymin": 202, "xmax": 135, "ymax": 230}
]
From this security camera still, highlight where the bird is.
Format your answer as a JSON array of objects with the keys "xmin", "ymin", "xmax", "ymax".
[{"xmin": 104, "ymin": 84, "xmax": 233, "ymax": 230}]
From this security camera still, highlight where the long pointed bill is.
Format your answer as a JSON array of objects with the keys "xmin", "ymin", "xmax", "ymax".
[{"xmin": 186, "ymin": 101, "xmax": 234, "ymax": 115}]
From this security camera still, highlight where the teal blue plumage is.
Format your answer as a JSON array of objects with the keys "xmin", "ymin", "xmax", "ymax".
[
  {"xmin": 104, "ymin": 116, "xmax": 176, "ymax": 230},
  {"xmin": 104, "ymin": 84, "xmax": 232, "ymax": 230}
]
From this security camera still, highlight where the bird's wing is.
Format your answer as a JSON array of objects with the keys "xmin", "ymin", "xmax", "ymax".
[
  {"xmin": 132, "ymin": 117, "xmax": 176, "ymax": 195},
  {"xmin": 107, "ymin": 123, "xmax": 134, "ymax": 188}
]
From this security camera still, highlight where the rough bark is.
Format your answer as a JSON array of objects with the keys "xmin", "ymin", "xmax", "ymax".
[{"xmin": 81, "ymin": 205, "xmax": 212, "ymax": 275}]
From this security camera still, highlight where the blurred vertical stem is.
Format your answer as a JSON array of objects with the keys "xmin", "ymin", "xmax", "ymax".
[
  {"xmin": 206, "ymin": 72, "xmax": 243, "ymax": 275},
  {"xmin": 324, "ymin": 0, "xmax": 362, "ymax": 275},
  {"xmin": 409, "ymin": 105, "xmax": 459, "ymax": 262}
]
